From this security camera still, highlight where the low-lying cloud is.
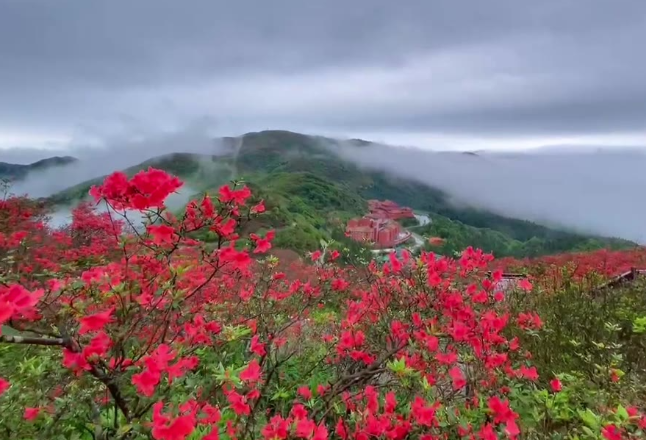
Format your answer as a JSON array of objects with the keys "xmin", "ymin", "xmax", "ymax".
[
  {"xmin": 5, "ymin": 121, "xmax": 226, "ymax": 230},
  {"xmin": 7, "ymin": 120, "xmax": 227, "ymax": 198},
  {"xmin": 328, "ymin": 140, "xmax": 646, "ymax": 244}
]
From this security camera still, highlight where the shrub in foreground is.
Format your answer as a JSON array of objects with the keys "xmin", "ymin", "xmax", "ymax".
[{"xmin": 0, "ymin": 168, "xmax": 645, "ymax": 439}]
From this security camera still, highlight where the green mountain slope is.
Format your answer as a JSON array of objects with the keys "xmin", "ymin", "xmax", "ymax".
[
  {"xmin": 416, "ymin": 214, "xmax": 632, "ymax": 259},
  {"xmin": 239, "ymin": 172, "xmax": 367, "ymax": 254},
  {"xmin": 231, "ymin": 131, "xmax": 635, "ymax": 255},
  {"xmin": 41, "ymin": 130, "xmax": 636, "ymax": 257},
  {"xmin": 46, "ymin": 152, "xmax": 235, "ymax": 205}
]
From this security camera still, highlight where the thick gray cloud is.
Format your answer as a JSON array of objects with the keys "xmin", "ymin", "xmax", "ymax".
[{"xmin": 1, "ymin": 0, "xmax": 646, "ymax": 149}]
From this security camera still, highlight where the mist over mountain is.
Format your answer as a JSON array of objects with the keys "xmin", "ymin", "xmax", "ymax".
[
  {"xmin": 0, "ymin": 156, "xmax": 77, "ymax": 181},
  {"xmin": 2, "ymin": 128, "xmax": 645, "ymax": 244},
  {"xmin": 327, "ymin": 140, "xmax": 646, "ymax": 243},
  {"xmin": 2, "ymin": 122, "xmax": 228, "ymax": 198}
]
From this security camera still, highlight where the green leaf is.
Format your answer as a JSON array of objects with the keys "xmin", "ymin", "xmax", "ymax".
[
  {"xmin": 578, "ymin": 408, "xmax": 600, "ymax": 430},
  {"xmin": 117, "ymin": 424, "xmax": 133, "ymax": 436},
  {"xmin": 387, "ymin": 357, "xmax": 407, "ymax": 374},
  {"xmin": 633, "ymin": 316, "xmax": 646, "ymax": 334},
  {"xmin": 616, "ymin": 404, "xmax": 629, "ymax": 421},
  {"xmin": 420, "ymin": 375, "xmax": 431, "ymax": 391},
  {"xmin": 271, "ymin": 388, "xmax": 290, "ymax": 401},
  {"xmin": 604, "ymin": 322, "xmax": 621, "ymax": 332}
]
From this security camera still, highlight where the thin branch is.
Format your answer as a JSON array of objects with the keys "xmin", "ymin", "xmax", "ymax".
[{"xmin": 0, "ymin": 334, "xmax": 64, "ymax": 346}]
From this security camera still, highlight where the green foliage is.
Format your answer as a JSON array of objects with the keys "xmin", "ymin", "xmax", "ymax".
[
  {"xmin": 236, "ymin": 172, "xmax": 366, "ymax": 255},
  {"xmin": 419, "ymin": 214, "xmax": 520, "ymax": 257},
  {"xmin": 434, "ymin": 205, "xmax": 634, "ymax": 254},
  {"xmin": 272, "ymin": 225, "xmax": 322, "ymax": 254},
  {"xmin": 328, "ymin": 228, "xmax": 373, "ymax": 266},
  {"xmin": 255, "ymin": 172, "xmax": 366, "ymax": 214},
  {"xmin": 418, "ymin": 214, "xmax": 635, "ymax": 259},
  {"xmin": 398, "ymin": 216, "xmax": 420, "ymax": 228},
  {"xmin": 507, "ymin": 275, "xmax": 646, "ymax": 408},
  {"xmin": 495, "ymin": 276, "xmax": 646, "ymax": 438},
  {"xmin": 0, "ymin": 343, "xmax": 96, "ymax": 439}
]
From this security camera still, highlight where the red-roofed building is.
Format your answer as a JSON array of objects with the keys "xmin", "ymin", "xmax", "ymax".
[
  {"xmin": 366, "ymin": 200, "xmax": 414, "ymax": 220},
  {"xmin": 346, "ymin": 200, "xmax": 414, "ymax": 247},
  {"xmin": 346, "ymin": 218, "xmax": 376, "ymax": 242},
  {"xmin": 346, "ymin": 216, "xmax": 411, "ymax": 248}
]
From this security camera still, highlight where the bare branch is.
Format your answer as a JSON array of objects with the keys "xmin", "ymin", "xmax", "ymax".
[{"xmin": 0, "ymin": 334, "xmax": 65, "ymax": 346}]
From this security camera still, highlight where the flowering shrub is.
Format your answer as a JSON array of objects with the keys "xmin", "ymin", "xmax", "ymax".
[
  {"xmin": 1, "ymin": 168, "xmax": 645, "ymax": 439},
  {"xmin": 494, "ymin": 248, "xmax": 646, "ymax": 293}
]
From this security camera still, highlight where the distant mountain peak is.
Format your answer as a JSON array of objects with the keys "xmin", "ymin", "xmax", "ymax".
[
  {"xmin": 0, "ymin": 155, "xmax": 77, "ymax": 181},
  {"xmin": 29, "ymin": 156, "xmax": 77, "ymax": 168},
  {"xmin": 348, "ymin": 138, "xmax": 373, "ymax": 147}
]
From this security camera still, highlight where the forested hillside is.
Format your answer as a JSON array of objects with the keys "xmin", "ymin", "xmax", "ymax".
[{"xmin": 15, "ymin": 130, "xmax": 637, "ymax": 258}]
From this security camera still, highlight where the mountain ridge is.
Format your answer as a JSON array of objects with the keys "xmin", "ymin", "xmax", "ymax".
[
  {"xmin": 0, "ymin": 155, "xmax": 77, "ymax": 181},
  {"xmin": 2, "ymin": 130, "xmax": 638, "ymax": 257}
]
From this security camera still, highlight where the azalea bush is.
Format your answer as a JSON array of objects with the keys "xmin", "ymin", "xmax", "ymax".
[
  {"xmin": 1, "ymin": 168, "xmax": 645, "ymax": 439},
  {"xmin": 494, "ymin": 249, "xmax": 646, "ymax": 290}
]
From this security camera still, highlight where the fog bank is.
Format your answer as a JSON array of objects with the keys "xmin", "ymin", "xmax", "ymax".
[
  {"xmin": 7, "ymin": 121, "xmax": 227, "ymax": 198},
  {"xmin": 329, "ymin": 141, "xmax": 646, "ymax": 244}
]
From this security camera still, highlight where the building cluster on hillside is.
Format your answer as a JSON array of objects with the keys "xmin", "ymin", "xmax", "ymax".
[
  {"xmin": 345, "ymin": 200, "xmax": 413, "ymax": 248},
  {"xmin": 366, "ymin": 200, "xmax": 414, "ymax": 220}
]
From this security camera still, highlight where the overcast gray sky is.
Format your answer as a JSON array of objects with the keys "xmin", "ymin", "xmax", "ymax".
[{"xmin": 2, "ymin": 0, "xmax": 646, "ymax": 158}]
